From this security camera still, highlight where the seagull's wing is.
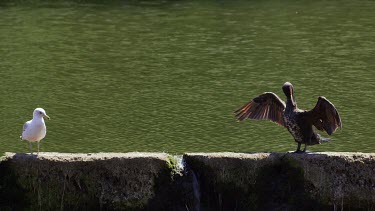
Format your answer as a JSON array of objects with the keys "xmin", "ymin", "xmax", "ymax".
[
  {"xmin": 309, "ymin": 96, "xmax": 342, "ymax": 135},
  {"xmin": 234, "ymin": 92, "xmax": 286, "ymax": 126},
  {"xmin": 21, "ymin": 121, "xmax": 30, "ymax": 139},
  {"xmin": 22, "ymin": 121, "xmax": 29, "ymax": 132}
]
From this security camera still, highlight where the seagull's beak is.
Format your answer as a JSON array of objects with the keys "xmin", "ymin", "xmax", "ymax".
[{"xmin": 44, "ymin": 114, "xmax": 50, "ymax": 120}]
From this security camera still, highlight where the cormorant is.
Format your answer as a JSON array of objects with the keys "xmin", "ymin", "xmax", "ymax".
[{"xmin": 234, "ymin": 82, "xmax": 342, "ymax": 153}]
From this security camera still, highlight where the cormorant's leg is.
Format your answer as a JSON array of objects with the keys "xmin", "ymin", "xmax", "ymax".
[
  {"xmin": 29, "ymin": 142, "xmax": 33, "ymax": 155},
  {"xmin": 295, "ymin": 142, "xmax": 302, "ymax": 153},
  {"xmin": 302, "ymin": 144, "xmax": 307, "ymax": 152}
]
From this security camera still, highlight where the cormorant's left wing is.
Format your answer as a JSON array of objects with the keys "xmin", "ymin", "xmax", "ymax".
[
  {"xmin": 234, "ymin": 92, "xmax": 286, "ymax": 126},
  {"xmin": 310, "ymin": 96, "xmax": 342, "ymax": 135}
]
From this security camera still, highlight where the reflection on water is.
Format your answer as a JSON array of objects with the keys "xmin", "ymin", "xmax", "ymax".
[{"xmin": 0, "ymin": 0, "xmax": 375, "ymax": 154}]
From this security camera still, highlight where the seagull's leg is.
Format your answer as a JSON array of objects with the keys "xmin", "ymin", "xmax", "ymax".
[
  {"xmin": 29, "ymin": 142, "xmax": 33, "ymax": 155},
  {"xmin": 37, "ymin": 141, "xmax": 40, "ymax": 157}
]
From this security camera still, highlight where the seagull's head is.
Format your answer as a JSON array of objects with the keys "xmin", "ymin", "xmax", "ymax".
[{"xmin": 33, "ymin": 108, "xmax": 50, "ymax": 120}]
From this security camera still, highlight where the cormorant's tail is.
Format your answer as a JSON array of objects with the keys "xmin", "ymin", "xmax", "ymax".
[
  {"xmin": 318, "ymin": 134, "xmax": 331, "ymax": 143},
  {"xmin": 321, "ymin": 137, "xmax": 331, "ymax": 142}
]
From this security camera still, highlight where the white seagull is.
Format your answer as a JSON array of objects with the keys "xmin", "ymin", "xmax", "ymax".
[{"xmin": 20, "ymin": 108, "xmax": 50, "ymax": 157}]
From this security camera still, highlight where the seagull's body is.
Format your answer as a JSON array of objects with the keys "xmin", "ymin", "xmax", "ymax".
[
  {"xmin": 20, "ymin": 108, "xmax": 50, "ymax": 157},
  {"xmin": 235, "ymin": 82, "xmax": 342, "ymax": 153}
]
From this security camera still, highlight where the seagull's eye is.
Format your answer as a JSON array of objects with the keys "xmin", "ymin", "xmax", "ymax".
[{"xmin": 39, "ymin": 111, "xmax": 43, "ymax": 114}]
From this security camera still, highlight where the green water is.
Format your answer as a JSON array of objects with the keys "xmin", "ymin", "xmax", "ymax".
[{"xmin": 0, "ymin": 0, "xmax": 374, "ymax": 154}]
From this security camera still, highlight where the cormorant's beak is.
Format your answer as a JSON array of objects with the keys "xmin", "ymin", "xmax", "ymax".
[{"xmin": 44, "ymin": 114, "xmax": 50, "ymax": 120}]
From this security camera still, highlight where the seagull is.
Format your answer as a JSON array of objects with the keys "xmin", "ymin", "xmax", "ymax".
[
  {"xmin": 20, "ymin": 108, "xmax": 50, "ymax": 157},
  {"xmin": 234, "ymin": 82, "xmax": 342, "ymax": 153}
]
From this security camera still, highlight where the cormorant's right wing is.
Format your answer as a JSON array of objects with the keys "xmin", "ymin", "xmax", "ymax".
[{"xmin": 234, "ymin": 92, "xmax": 286, "ymax": 127}]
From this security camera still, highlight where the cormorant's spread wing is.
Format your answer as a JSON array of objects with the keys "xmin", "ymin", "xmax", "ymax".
[
  {"xmin": 310, "ymin": 96, "xmax": 342, "ymax": 135},
  {"xmin": 234, "ymin": 92, "xmax": 286, "ymax": 126}
]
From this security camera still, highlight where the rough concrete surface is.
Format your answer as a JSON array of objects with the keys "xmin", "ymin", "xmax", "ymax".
[
  {"xmin": 184, "ymin": 152, "xmax": 375, "ymax": 210},
  {"xmin": 0, "ymin": 152, "xmax": 182, "ymax": 210},
  {"xmin": 1, "ymin": 152, "xmax": 375, "ymax": 210}
]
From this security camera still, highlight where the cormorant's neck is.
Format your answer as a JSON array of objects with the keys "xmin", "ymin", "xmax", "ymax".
[{"xmin": 286, "ymin": 96, "xmax": 297, "ymax": 111}]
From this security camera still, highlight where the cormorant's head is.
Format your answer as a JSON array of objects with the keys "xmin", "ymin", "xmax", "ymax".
[{"xmin": 282, "ymin": 82, "xmax": 296, "ymax": 106}]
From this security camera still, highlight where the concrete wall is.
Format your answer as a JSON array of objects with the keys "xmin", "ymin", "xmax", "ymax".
[
  {"xmin": 0, "ymin": 152, "xmax": 191, "ymax": 210},
  {"xmin": 185, "ymin": 152, "xmax": 375, "ymax": 210},
  {"xmin": 1, "ymin": 152, "xmax": 375, "ymax": 210}
]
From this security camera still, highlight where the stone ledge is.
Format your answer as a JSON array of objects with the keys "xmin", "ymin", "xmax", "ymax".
[
  {"xmin": 2, "ymin": 152, "xmax": 171, "ymax": 161},
  {"xmin": 0, "ymin": 152, "xmax": 180, "ymax": 210},
  {"xmin": 184, "ymin": 152, "xmax": 375, "ymax": 210},
  {"xmin": 1, "ymin": 152, "xmax": 375, "ymax": 210}
]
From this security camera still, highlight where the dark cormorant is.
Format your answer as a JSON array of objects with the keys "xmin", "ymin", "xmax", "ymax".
[{"xmin": 234, "ymin": 82, "xmax": 342, "ymax": 153}]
